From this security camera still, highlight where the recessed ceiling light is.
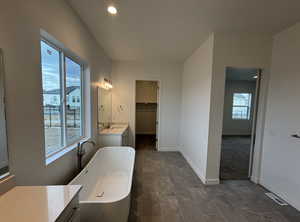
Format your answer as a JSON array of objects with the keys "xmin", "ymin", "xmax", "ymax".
[{"xmin": 107, "ymin": 5, "xmax": 117, "ymax": 15}]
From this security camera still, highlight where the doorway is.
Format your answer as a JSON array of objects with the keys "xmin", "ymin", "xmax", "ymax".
[
  {"xmin": 220, "ymin": 67, "xmax": 261, "ymax": 180},
  {"xmin": 135, "ymin": 80, "xmax": 159, "ymax": 150}
]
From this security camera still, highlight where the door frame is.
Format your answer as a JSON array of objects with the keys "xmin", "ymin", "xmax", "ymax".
[
  {"xmin": 248, "ymin": 69, "xmax": 262, "ymax": 177},
  {"xmin": 0, "ymin": 49, "xmax": 9, "ymax": 173},
  {"xmin": 134, "ymin": 79, "xmax": 161, "ymax": 150}
]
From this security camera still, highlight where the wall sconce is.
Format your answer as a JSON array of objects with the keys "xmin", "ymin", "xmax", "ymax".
[{"xmin": 101, "ymin": 78, "xmax": 113, "ymax": 90}]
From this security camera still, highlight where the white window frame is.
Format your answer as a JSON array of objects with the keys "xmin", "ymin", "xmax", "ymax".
[
  {"xmin": 232, "ymin": 93, "xmax": 252, "ymax": 120},
  {"xmin": 41, "ymin": 38, "xmax": 87, "ymax": 160}
]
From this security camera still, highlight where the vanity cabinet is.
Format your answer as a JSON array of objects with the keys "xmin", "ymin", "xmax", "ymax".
[
  {"xmin": 99, "ymin": 124, "xmax": 129, "ymax": 147},
  {"xmin": 121, "ymin": 129, "xmax": 129, "ymax": 146},
  {"xmin": 0, "ymin": 185, "xmax": 82, "ymax": 222},
  {"xmin": 56, "ymin": 194, "xmax": 80, "ymax": 222}
]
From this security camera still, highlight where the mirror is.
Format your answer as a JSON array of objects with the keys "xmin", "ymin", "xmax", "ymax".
[
  {"xmin": 98, "ymin": 87, "xmax": 112, "ymax": 129},
  {"xmin": 0, "ymin": 49, "xmax": 9, "ymax": 178}
]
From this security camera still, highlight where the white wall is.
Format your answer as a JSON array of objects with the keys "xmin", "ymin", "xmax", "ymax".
[
  {"xmin": 179, "ymin": 33, "xmax": 272, "ymax": 184},
  {"xmin": 0, "ymin": 0, "xmax": 111, "ymax": 185},
  {"xmin": 206, "ymin": 32, "xmax": 272, "ymax": 182},
  {"xmin": 222, "ymin": 80, "xmax": 256, "ymax": 135},
  {"xmin": 260, "ymin": 22, "xmax": 300, "ymax": 211},
  {"xmin": 111, "ymin": 61, "xmax": 182, "ymax": 151},
  {"xmin": 180, "ymin": 34, "xmax": 214, "ymax": 184}
]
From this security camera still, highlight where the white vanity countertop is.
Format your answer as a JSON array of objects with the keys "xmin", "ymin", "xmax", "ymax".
[
  {"xmin": 0, "ymin": 185, "xmax": 82, "ymax": 222},
  {"xmin": 99, "ymin": 124, "xmax": 128, "ymax": 135}
]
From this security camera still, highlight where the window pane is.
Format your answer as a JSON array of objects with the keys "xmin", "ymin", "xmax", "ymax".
[
  {"xmin": 65, "ymin": 57, "xmax": 82, "ymax": 145},
  {"xmin": 41, "ymin": 41, "xmax": 63, "ymax": 156},
  {"xmin": 233, "ymin": 93, "xmax": 251, "ymax": 106},
  {"xmin": 232, "ymin": 93, "xmax": 252, "ymax": 120},
  {"xmin": 232, "ymin": 107, "xmax": 248, "ymax": 119}
]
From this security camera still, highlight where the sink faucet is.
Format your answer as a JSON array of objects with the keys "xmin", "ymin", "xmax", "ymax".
[{"xmin": 77, "ymin": 140, "xmax": 96, "ymax": 171}]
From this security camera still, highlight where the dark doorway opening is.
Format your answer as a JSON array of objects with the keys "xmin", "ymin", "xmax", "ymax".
[
  {"xmin": 135, "ymin": 80, "xmax": 159, "ymax": 151},
  {"xmin": 220, "ymin": 67, "xmax": 261, "ymax": 180}
]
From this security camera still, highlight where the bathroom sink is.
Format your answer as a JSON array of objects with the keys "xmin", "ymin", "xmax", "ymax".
[{"xmin": 100, "ymin": 124, "xmax": 128, "ymax": 134}]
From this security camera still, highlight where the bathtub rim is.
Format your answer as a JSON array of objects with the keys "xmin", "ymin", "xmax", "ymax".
[{"xmin": 69, "ymin": 146, "xmax": 135, "ymax": 204}]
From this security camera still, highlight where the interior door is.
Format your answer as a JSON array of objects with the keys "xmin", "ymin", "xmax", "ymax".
[
  {"xmin": 248, "ymin": 69, "xmax": 261, "ymax": 177},
  {"xmin": 260, "ymin": 43, "xmax": 300, "ymax": 210}
]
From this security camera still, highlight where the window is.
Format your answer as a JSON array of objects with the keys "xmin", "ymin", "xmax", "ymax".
[
  {"xmin": 41, "ymin": 40, "xmax": 84, "ymax": 157},
  {"xmin": 232, "ymin": 93, "xmax": 252, "ymax": 120}
]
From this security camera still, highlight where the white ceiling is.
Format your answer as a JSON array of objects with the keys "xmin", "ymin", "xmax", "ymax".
[{"xmin": 68, "ymin": 0, "xmax": 300, "ymax": 62}]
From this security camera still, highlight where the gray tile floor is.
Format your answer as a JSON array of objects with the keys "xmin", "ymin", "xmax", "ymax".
[{"xmin": 129, "ymin": 150, "xmax": 300, "ymax": 222}]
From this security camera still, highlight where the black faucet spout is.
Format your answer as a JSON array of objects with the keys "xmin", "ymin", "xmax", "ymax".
[{"xmin": 77, "ymin": 140, "xmax": 96, "ymax": 171}]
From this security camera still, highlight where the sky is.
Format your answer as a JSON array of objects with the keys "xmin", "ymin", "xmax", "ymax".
[{"xmin": 41, "ymin": 41, "xmax": 81, "ymax": 92}]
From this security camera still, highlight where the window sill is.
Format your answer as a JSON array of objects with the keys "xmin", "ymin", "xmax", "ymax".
[
  {"xmin": 0, "ymin": 172, "xmax": 10, "ymax": 181},
  {"xmin": 0, "ymin": 174, "xmax": 15, "ymax": 196},
  {"xmin": 45, "ymin": 137, "xmax": 90, "ymax": 166}
]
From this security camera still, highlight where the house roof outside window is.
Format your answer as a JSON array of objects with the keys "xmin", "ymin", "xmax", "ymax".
[{"xmin": 44, "ymin": 86, "xmax": 80, "ymax": 95}]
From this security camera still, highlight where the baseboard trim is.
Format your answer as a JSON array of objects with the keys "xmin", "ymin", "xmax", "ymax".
[
  {"xmin": 222, "ymin": 134, "xmax": 252, "ymax": 137},
  {"xmin": 206, "ymin": 178, "xmax": 220, "ymax": 185},
  {"xmin": 180, "ymin": 151, "xmax": 206, "ymax": 184},
  {"xmin": 180, "ymin": 151, "xmax": 219, "ymax": 185},
  {"xmin": 158, "ymin": 146, "xmax": 179, "ymax": 152},
  {"xmin": 250, "ymin": 175, "xmax": 260, "ymax": 184},
  {"xmin": 259, "ymin": 180, "xmax": 300, "ymax": 211}
]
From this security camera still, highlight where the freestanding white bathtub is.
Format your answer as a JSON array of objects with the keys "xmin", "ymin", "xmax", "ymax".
[{"xmin": 69, "ymin": 147, "xmax": 135, "ymax": 222}]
